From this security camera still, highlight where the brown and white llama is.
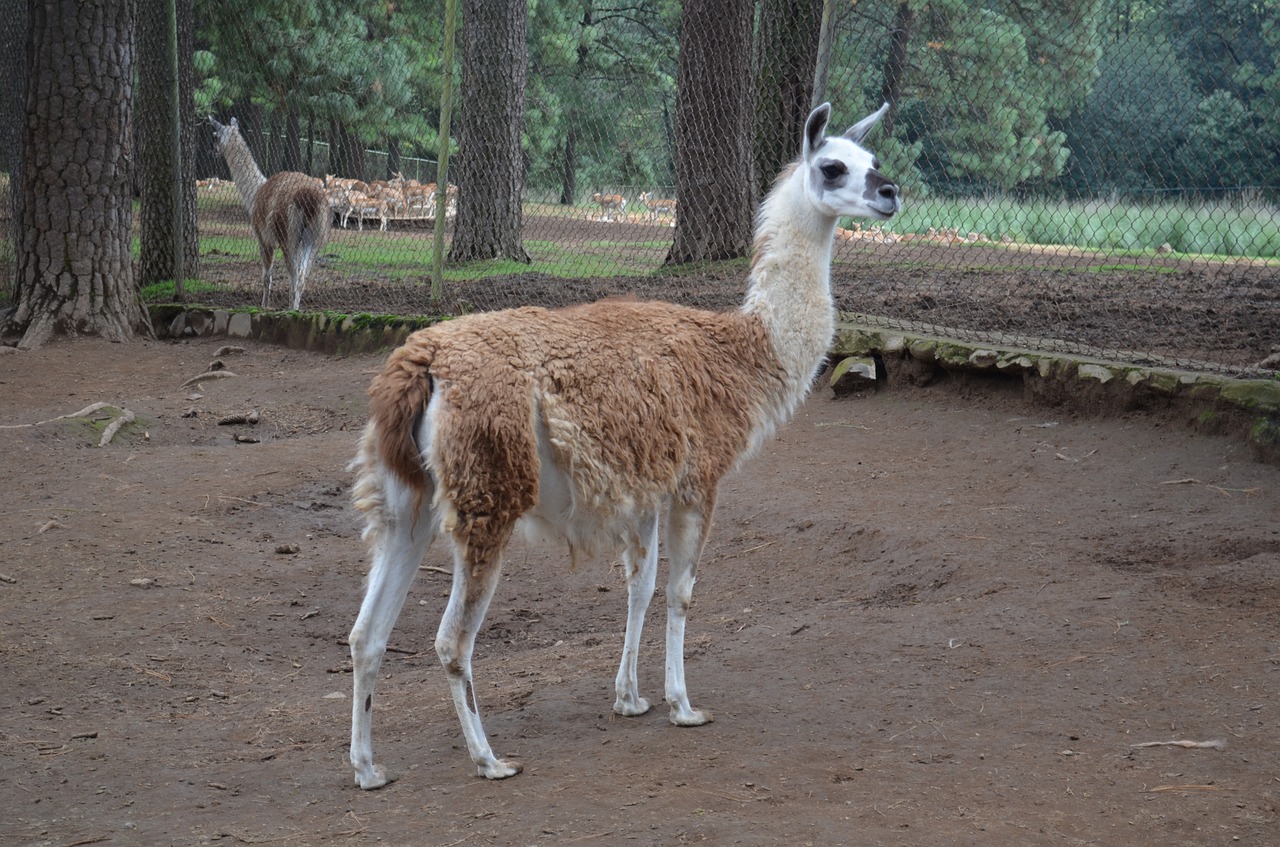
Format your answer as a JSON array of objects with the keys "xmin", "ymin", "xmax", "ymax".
[
  {"xmin": 347, "ymin": 102, "xmax": 899, "ymax": 787},
  {"xmin": 210, "ymin": 117, "xmax": 330, "ymax": 310}
]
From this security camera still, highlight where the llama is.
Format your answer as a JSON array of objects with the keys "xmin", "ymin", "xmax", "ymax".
[
  {"xmin": 210, "ymin": 117, "xmax": 330, "ymax": 310},
  {"xmin": 639, "ymin": 191, "xmax": 677, "ymax": 225},
  {"xmin": 591, "ymin": 192, "xmax": 627, "ymax": 222},
  {"xmin": 347, "ymin": 102, "xmax": 899, "ymax": 787}
]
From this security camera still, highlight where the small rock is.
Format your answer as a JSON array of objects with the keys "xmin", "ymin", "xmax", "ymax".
[
  {"xmin": 275, "ymin": 543, "xmax": 301, "ymax": 555},
  {"xmin": 233, "ymin": 434, "xmax": 259, "ymax": 444},
  {"xmin": 130, "ymin": 578, "xmax": 155, "ymax": 588},
  {"xmin": 323, "ymin": 691, "xmax": 345, "ymax": 700}
]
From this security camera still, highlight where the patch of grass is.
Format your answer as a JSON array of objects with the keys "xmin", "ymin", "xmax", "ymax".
[
  {"xmin": 888, "ymin": 194, "xmax": 1280, "ymax": 261},
  {"xmin": 140, "ymin": 278, "xmax": 225, "ymax": 301}
]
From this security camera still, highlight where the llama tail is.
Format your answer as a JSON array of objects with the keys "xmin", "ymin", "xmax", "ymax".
[
  {"xmin": 366, "ymin": 332, "xmax": 436, "ymax": 499},
  {"xmin": 288, "ymin": 184, "xmax": 331, "ymax": 308}
]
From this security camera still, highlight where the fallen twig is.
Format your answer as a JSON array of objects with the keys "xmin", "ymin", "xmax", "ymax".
[
  {"xmin": 1146, "ymin": 784, "xmax": 1232, "ymax": 793},
  {"xmin": 1131, "ymin": 738, "xmax": 1227, "ymax": 750},
  {"xmin": 181, "ymin": 370, "xmax": 238, "ymax": 388}
]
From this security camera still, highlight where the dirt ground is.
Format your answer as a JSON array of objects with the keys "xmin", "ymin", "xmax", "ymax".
[{"xmin": 2, "ymin": 336, "xmax": 1278, "ymax": 847}]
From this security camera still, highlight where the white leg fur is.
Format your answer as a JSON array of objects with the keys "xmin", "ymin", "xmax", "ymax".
[
  {"xmin": 435, "ymin": 546, "xmax": 521, "ymax": 779},
  {"xmin": 664, "ymin": 503, "xmax": 713, "ymax": 726},
  {"xmin": 259, "ymin": 243, "xmax": 275, "ymax": 308},
  {"xmin": 613, "ymin": 511, "xmax": 660, "ymax": 717},
  {"xmin": 348, "ymin": 475, "xmax": 436, "ymax": 789}
]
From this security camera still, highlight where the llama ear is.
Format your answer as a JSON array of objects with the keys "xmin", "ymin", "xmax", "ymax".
[
  {"xmin": 803, "ymin": 103, "xmax": 832, "ymax": 159},
  {"xmin": 229, "ymin": 117, "xmax": 239, "ymax": 131},
  {"xmin": 844, "ymin": 102, "xmax": 890, "ymax": 145}
]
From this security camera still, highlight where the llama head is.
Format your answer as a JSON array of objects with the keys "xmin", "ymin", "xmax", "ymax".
[
  {"xmin": 209, "ymin": 116, "xmax": 241, "ymax": 155},
  {"xmin": 801, "ymin": 102, "xmax": 899, "ymax": 222}
]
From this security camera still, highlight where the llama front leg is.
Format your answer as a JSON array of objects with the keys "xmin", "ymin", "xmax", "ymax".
[
  {"xmin": 349, "ymin": 514, "xmax": 436, "ymax": 790},
  {"xmin": 614, "ymin": 512, "xmax": 660, "ymax": 717},
  {"xmin": 435, "ymin": 543, "xmax": 521, "ymax": 779},
  {"xmin": 664, "ymin": 502, "xmax": 714, "ymax": 727}
]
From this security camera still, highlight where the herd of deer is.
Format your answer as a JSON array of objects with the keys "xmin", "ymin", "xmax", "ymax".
[
  {"xmin": 323, "ymin": 174, "xmax": 459, "ymax": 231},
  {"xmin": 590, "ymin": 190, "xmax": 677, "ymax": 225},
  {"xmin": 197, "ymin": 172, "xmax": 458, "ymax": 232}
]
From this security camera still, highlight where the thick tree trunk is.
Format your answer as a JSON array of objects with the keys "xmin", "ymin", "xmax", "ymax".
[
  {"xmin": 449, "ymin": 0, "xmax": 529, "ymax": 264},
  {"xmin": 879, "ymin": 1, "xmax": 914, "ymax": 137},
  {"xmin": 753, "ymin": 0, "xmax": 823, "ymax": 204},
  {"xmin": 666, "ymin": 0, "xmax": 755, "ymax": 266},
  {"xmin": 138, "ymin": 0, "xmax": 198, "ymax": 288},
  {"xmin": 5, "ymin": 0, "xmax": 151, "ymax": 348}
]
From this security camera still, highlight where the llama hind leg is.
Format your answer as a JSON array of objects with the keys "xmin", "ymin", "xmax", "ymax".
[
  {"xmin": 348, "ymin": 495, "xmax": 436, "ymax": 790},
  {"xmin": 614, "ymin": 512, "xmax": 660, "ymax": 717},
  {"xmin": 664, "ymin": 502, "xmax": 714, "ymax": 727},
  {"xmin": 435, "ymin": 542, "xmax": 521, "ymax": 779},
  {"xmin": 259, "ymin": 244, "xmax": 276, "ymax": 308}
]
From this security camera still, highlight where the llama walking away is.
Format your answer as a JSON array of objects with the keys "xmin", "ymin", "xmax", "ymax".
[
  {"xmin": 210, "ymin": 117, "xmax": 330, "ymax": 310},
  {"xmin": 348, "ymin": 102, "xmax": 900, "ymax": 786}
]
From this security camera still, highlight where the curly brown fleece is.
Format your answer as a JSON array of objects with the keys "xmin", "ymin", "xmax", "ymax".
[{"xmin": 366, "ymin": 299, "xmax": 787, "ymax": 567}]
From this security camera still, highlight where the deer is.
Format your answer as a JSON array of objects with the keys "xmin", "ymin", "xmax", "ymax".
[
  {"xmin": 638, "ymin": 191, "xmax": 677, "ymax": 225},
  {"xmin": 591, "ymin": 191, "xmax": 627, "ymax": 222},
  {"xmin": 347, "ymin": 102, "xmax": 899, "ymax": 787},
  {"xmin": 340, "ymin": 190, "xmax": 390, "ymax": 232},
  {"xmin": 210, "ymin": 117, "xmax": 330, "ymax": 311}
]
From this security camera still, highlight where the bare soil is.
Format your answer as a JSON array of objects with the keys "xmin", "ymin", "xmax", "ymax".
[{"xmin": 2, "ymin": 336, "xmax": 1279, "ymax": 847}]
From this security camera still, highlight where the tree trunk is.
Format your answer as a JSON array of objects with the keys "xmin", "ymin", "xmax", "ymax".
[
  {"xmin": 879, "ymin": 1, "xmax": 914, "ymax": 137},
  {"xmin": 282, "ymin": 108, "xmax": 302, "ymax": 173},
  {"xmin": 1, "ymin": 0, "xmax": 28, "ymax": 299},
  {"xmin": 5, "ymin": 0, "xmax": 151, "ymax": 348},
  {"xmin": 138, "ymin": 0, "xmax": 197, "ymax": 288},
  {"xmin": 753, "ymin": 0, "xmax": 823, "ymax": 204},
  {"xmin": 328, "ymin": 117, "xmax": 366, "ymax": 182},
  {"xmin": 449, "ymin": 0, "xmax": 529, "ymax": 264},
  {"xmin": 386, "ymin": 136, "xmax": 401, "ymax": 180},
  {"xmin": 666, "ymin": 0, "xmax": 755, "ymax": 266}
]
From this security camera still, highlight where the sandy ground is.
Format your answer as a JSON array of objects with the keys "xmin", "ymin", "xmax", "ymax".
[{"xmin": 1, "ymin": 336, "xmax": 1278, "ymax": 846}]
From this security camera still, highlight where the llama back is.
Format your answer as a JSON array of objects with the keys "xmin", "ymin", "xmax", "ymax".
[{"xmin": 254, "ymin": 172, "xmax": 329, "ymax": 251}]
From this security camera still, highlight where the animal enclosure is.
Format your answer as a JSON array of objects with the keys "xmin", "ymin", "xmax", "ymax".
[{"xmin": 0, "ymin": 1, "xmax": 1277, "ymax": 376}]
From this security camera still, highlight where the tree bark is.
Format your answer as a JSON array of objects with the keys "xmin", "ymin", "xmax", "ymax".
[
  {"xmin": 879, "ymin": 1, "xmax": 914, "ymax": 137},
  {"xmin": 449, "ymin": 0, "xmax": 529, "ymax": 263},
  {"xmin": 5, "ymin": 0, "xmax": 151, "ymax": 348},
  {"xmin": 138, "ymin": 0, "xmax": 197, "ymax": 288},
  {"xmin": 666, "ymin": 0, "xmax": 755, "ymax": 266},
  {"xmin": 753, "ymin": 0, "xmax": 824, "ymax": 205},
  {"xmin": 1, "ymin": 0, "xmax": 28, "ymax": 299}
]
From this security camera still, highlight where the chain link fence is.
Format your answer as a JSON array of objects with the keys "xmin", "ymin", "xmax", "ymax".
[{"xmin": 1, "ymin": 0, "xmax": 1277, "ymax": 375}]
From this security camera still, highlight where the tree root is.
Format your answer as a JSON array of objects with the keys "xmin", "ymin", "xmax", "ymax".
[{"xmin": 0, "ymin": 401, "xmax": 137, "ymax": 446}]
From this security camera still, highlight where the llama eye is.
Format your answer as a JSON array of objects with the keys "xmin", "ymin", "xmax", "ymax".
[
  {"xmin": 873, "ymin": 158, "xmax": 882, "ymax": 170},
  {"xmin": 820, "ymin": 163, "xmax": 846, "ymax": 181}
]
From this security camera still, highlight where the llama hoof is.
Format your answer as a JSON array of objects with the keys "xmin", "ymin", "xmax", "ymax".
[
  {"xmin": 613, "ymin": 695, "xmax": 652, "ymax": 717},
  {"xmin": 478, "ymin": 758, "xmax": 523, "ymax": 780},
  {"xmin": 354, "ymin": 764, "xmax": 394, "ymax": 790},
  {"xmin": 669, "ymin": 705, "xmax": 713, "ymax": 727}
]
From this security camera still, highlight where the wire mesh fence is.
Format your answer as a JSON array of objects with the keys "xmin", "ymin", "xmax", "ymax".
[{"xmin": 1, "ymin": 0, "xmax": 1277, "ymax": 375}]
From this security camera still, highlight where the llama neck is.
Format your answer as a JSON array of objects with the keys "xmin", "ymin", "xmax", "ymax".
[
  {"xmin": 742, "ymin": 167, "xmax": 839, "ymax": 405},
  {"xmin": 220, "ymin": 133, "xmax": 267, "ymax": 213}
]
